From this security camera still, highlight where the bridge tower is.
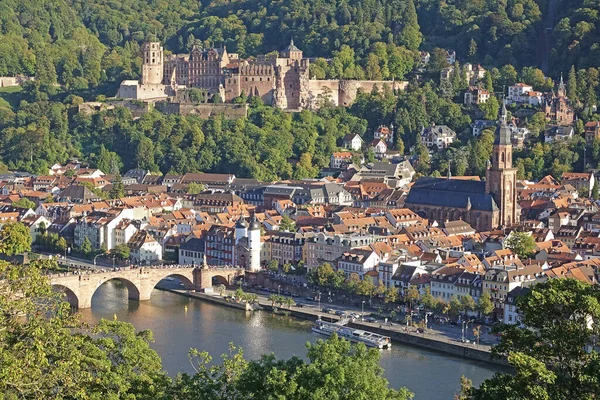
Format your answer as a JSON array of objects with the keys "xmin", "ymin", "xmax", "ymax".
[{"xmin": 247, "ymin": 214, "xmax": 261, "ymax": 272}]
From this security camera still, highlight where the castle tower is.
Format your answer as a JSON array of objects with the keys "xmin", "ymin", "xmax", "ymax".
[
  {"xmin": 486, "ymin": 100, "xmax": 519, "ymax": 227},
  {"xmin": 247, "ymin": 215, "xmax": 261, "ymax": 272},
  {"xmin": 141, "ymin": 42, "xmax": 164, "ymax": 85},
  {"xmin": 280, "ymin": 38, "xmax": 303, "ymax": 61}
]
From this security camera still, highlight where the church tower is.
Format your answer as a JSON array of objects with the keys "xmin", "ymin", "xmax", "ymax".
[
  {"xmin": 486, "ymin": 101, "xmax": 519, "ymax": 227},
  {"xmin": 141, "ymin": 42, "xmax": 164, "ymax": 85}
]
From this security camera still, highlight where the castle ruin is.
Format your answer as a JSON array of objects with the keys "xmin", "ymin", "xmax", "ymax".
[{"xmin": 117, "ymin": 40, "xmax": 407, "ymax": 110}]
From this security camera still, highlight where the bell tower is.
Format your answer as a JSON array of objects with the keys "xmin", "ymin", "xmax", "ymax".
[{"xmin": 486, "ymin": 101, "xmax": 519, "ymax": 227}]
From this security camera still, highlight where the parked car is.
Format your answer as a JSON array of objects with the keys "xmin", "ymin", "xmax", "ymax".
[
  {"xmin": 364, "ymin": 317, "xmax": 377, "ymax": 323},
  {"xmin": 334, "ymin": 310, "xmax": 347, "ymax": 317},
  {"xmin": 295, "ymin": 303, "xmax": 305, "ymax": 308},
  {"xmin": 322, "ymin": 307, "xmax": 333, "ymax": 313}
]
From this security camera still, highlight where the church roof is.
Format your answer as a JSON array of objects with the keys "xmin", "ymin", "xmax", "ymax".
[{"xmin": 405, "ymin": 177, "xmax": 498, "ymax": 212}]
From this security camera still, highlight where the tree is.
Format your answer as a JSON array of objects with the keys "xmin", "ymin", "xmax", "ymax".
[
  {"xmin": 109, "ymin": 174, "xmax": 125, "ymax": 199},
  {"xmin": 217, "ymin": 284, "xmax": 226, "ymax": 296},
  {"xmin": 592, "ymin": 181, "xmax": 599, "ymax": 200},
  {"xmin": 12, "ymin": 197, "xmax": 36, "ymax": 210},
  {"xmin": 267, "ymin": 259, "xmax": 279, "ymax": 272},
  {"xmin": 97, "ymin": 145, "xmax": 123, "ymax": 175},
  {"xmin": 477, "ymin": 292, "xmax": 494, "ymax": 317},
  {"xmin": 483, "ymin": 71, "xmax": 494, "ymax": 92},
  {"xmin": 79, "ymin": 236, "xmax": 93, "ymax": 256},
  {"xmin": 504, "ymin": 231, "xmax": 536, "ymax": 259},
  {"xmin": 0, "ymin": 256, "xmax": 169, "ymax": 398},
  {"xmin": 460, "ymin": 294, "xmax": 476, "ymax": 317},
  {"xmin": 567, "ymin": 66, "xmax": 578, "ymax": 102},
  {"xmin": 429, "ymin": 48, "xmax": 449, "ymax": 72},
  {"xmin": 110, "ymin": 243, "xmax": 130, "ymax": 260},
  {"xmin": 186, "ymin": 182, "xmax": 204, "ymax": 195},
  {"xmin": 309, "ymin": 263, "xmax": 344, "ymax": 289},
  {"xmin": 449, "ymin": 295, "xmax": 462, "ymax": 317},
  {"xmin": 279, "ymin": 215, "xmax": 296, "ymax": 232},
  {"xmin": 56, "ymin": 236, "xmax": 68, "ymax": 253},
  {"xmin": 172, "ymin": 335, "xmax": 413, "ymax": 399},
  {"xmin": 384, "ymin": 286, "xmax": 399, "ymax": 303},
  {"xmin": 420, "ymin": 287, "xmax": 436, "ymax": 310},
  {"xmin": 404, "ymin": 285, "xmax": 420, "ymax": 309},
  {"xmin": 479, "ymin": 96, "xmax": 499, "ymax": 120},
  {"xmin": 283, "ymin": 296, "xmax": 295, "ymax": 309},
  {"xmin": 397, "ymin": 0, "xmax": 421, "ymax": 51},
  {"xmin": 0, "ymin": 222, "xmax": 32, "ymax": 256},
  {"xmin": 469, "ymin": 279, "xmax": 600, "ymax": 399}
]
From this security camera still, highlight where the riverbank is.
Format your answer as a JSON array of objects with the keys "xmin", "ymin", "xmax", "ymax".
[{"xmin": 157, "ymin": 287, "xmax": 508, "ymax": 367}]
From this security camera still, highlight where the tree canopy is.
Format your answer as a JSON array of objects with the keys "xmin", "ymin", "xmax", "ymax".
[{"xmin": 467, "ymin": 279, "xmax": 600, "ymax": 399}]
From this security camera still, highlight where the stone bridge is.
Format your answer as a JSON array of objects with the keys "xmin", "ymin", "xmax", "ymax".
[{"xmin": 50, "ymin": 266, "xmax": 245, "ymax": 309}]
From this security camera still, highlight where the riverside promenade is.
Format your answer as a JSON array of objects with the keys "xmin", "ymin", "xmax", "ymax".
[{"xmin": 158, "ymin": 286, "xmax": 508, "ymax": 367}]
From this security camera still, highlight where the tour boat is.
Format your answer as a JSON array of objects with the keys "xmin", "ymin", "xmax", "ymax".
[{"xmin": 312, "ymin": 318, "xmax": 392, "ymax": 349}]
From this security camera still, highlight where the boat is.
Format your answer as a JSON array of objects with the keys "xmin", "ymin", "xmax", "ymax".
[{"xmin": 311, "ymin": 318, "xmax": 392, "ymax": 349}]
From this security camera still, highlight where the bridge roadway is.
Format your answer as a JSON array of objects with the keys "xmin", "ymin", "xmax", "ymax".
[{"xmin": 49, "ymin": 265, "xmax": 245, "ymax": 309}]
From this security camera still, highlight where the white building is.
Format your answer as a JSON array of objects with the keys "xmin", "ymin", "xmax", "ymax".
[
  {"xmin": 420, "ymin": 124, "xmax": 456, "ymax": 150},
  {"xmin": 343, "ymin": 134, "xmax": 364, "ymax": 151},
  {"xmin": 503, "ymin": 287, "xmax": 530, "ymax": 325},
  {"xmin": 128, "ymin": 230, "xmax": 163, "ymax": 263},
  {"xmin": 330, "ymin": 152, "xmax": 353, "ymax": 169}
]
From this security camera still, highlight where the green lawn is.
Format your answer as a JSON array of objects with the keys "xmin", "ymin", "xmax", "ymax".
[{"xmin": 0, "ymin": 86, "xmax": 25, "ymax": 111}]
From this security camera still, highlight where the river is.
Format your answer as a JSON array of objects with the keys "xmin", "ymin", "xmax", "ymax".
[{"xmin": 79, "ymin": 281, "xmax": 500, "ymax": 400}]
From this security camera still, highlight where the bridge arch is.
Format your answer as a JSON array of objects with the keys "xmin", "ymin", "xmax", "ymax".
[
  {"xmin": 212, "ymin": 275, "xmax": 230, "ymax": 286},
  {"xmin": 146, "ymin": 272, "xmax": 196, "ymax": 293},
  {"xmin": 91, "ymin": 277, "xmax": 142, "ymax": 302},
  {"xmin": 52, "ymin": 284, "xmax": 79, "ymax": 309}
]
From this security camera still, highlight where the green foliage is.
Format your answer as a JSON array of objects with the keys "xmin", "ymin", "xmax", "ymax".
[
  {"xmin": 477, "ymin": 292, "xmax": 494, "ymax": 316},
  {"xmin": 469, "ymin": 279, "xmax": 600, "ymax": 399},
  {"xmin": 171, "ymin": 335, "xmax": 412, "ymax": 399},
  {"xmin": 0, "ymin": 258, "xmax": 169, "ymax": 398},
  {"xmin": 308, "ymin": 263, "xmax": 345, "ymax": 289},
  {"xmin": 384, "ymin": 286, "xmax": 399, "ymax": 304},
  {"xmin": 109, "ymin": 174, "xmax": 125, "ymax": 199},
  {"xmin": 504, "ymin": 231, "xmax": 537, "ymax": 259},
  {"xmin": 110, "ymin": 244, "xmax": 130, "ymax": 260},
  {"xmin": 0, "ymin": 222, "xmax": 32, "ymax": 256},
  {"xmin": 479, "ymin": 96, "xmax": 499, "ymax": 120},
  {"xmin": 267, "ymin": 259, "xmax": 279, "ymax": 272},
  {"xmin": 186, "ymin": 182, "xmax": 204, "ymax": 195},
  {"xmin": 279, "ymin": 215, "xmax": 296, "ymax": 232},
  {"xmin": 79, "ymin": 236, "xmax": 93, "ymax": 256},
  {"xmin": 12, "ymin": 197, "xmax": 36, "ymax": 210}
]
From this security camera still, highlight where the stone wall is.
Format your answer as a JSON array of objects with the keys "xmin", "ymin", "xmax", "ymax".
[
  {"xmin": 338, "ymin": 80, "xmax": 408, "ymax": 106},
  {"xmin": 155, "ymin": 102, "xmax": 248, "ymax": 118},
  {"xmin": 0, "ymin": 76, "xmax": 34, "ymax": 88},
  {"xmin": 307, "ymin": 80, "xmax": 340, "ymax": 107},
  {"xmin": 78, "ymin": 100, "xmax": 152, "ymax": 118},
  {"xmin": 307, "ymin": 79, "xmax": 408, "ymax": 109}
]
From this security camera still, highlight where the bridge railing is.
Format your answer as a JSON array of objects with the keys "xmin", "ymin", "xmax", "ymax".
[{"xmin": 47, "ymin": 264, "xmax": 245, "ymax": 279}]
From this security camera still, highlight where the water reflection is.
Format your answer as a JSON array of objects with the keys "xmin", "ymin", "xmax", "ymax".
[{"xmin": 79, "ymin": 280, "xmax": 499, "ymax": 400}]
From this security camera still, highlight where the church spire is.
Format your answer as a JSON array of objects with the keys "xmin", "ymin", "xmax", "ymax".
[
  {"xmin": 500, "ymin": 96, "xmax": 507, "ymax": 124},
  {"xmin": 558, "ymin": 72, "xmax": 566, "ymax": 98}
]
